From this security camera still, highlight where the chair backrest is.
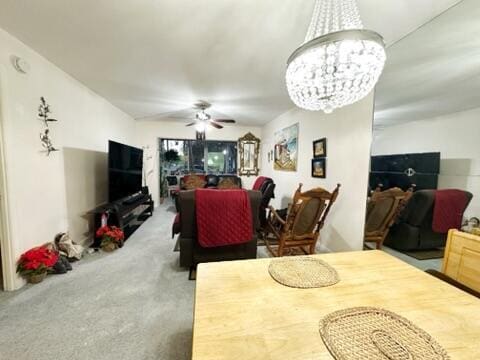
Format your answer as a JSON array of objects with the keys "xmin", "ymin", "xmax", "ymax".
[
  {"xmin": 252, "ymin": 176, "xmax": 268, "ymax": 191},
  {"xmin": 205, "ymin": 174, "xmax": 242, "ymax": 188},
  {"xmin": 166, "ymin": 176, "xmax": 178, "ymax": 186},
  {"xmin": 442, "ymin": 229, "xmax": 480, "ymax": 292},
  {"xmin": 217, "ymin": 177, "xmax": 240, "ymax": 189},
  {"xmin": 218, "ymin": 175, "xmax": 242, "ymax": 188},
  {"xmin": 181, "ymin": 174, "xmax": 206, "ymax": 190},
  {"xmin": 178, "ymin": 190, "xmax": 261, "ymax": 239},
  {"xmin": 257, "ymin": 178, "xmax": 275, "ymax": 208},
  {"xmin": 397, "ymin": 189, "xmax": 472, "ymax": 228},
  {"xmin": 284, "ymin": 183, "xmax": 340, "ymax": 236},
  {"xmin": 365, "ymin": 187, "xmax": 411, "ymax": 234}
]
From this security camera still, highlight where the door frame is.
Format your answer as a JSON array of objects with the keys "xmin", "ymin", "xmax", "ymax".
[{"xmin": 0, "ymin": 65, "xmax": 16, "ymax": 291}]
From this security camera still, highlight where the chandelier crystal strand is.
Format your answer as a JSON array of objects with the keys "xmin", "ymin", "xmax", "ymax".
[
  {"xmin": 332, "ymin": 0, "xmax": 340, "ymax": 33},
  {"xmin": 286, "ymin": 0, "xmax": 385, "ymax": 113},
  {"xmin": 304, "ymin": 0, "xmax": 322, "ymax": 43}
]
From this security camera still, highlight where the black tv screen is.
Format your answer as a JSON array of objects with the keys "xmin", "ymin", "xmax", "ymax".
[{"xmin": 108, "ymin": 140, "xmax": 143, "ymax": 202}]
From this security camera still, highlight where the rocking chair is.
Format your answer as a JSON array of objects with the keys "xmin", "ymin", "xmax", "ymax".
[
  {"xmin": 364, "ymin": 186, "xmax": 413, "ymax": 249},
  {"xmin": 265, "ymin": 183, "xmax": 341, "ymax": 257}
]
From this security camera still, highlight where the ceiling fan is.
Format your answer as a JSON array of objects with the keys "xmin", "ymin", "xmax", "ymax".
[{"xmin": 185, "ymin": 101, "xmax": 236, "ymax": 131}]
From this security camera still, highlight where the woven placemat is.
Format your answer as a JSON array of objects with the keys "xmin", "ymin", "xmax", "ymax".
[
  {"xmin": 268, "ymin": 256, "xmax": 339, "ymax": 288},
  {"xmin": 319, "ymin": 307, "xmax": 450, "ymax": 360}
]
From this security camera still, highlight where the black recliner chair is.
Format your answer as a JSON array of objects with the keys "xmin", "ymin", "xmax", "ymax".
[
  {"xmin": 257, "ymin": 178, "xmax": 275, "ymax": 227},
  {"xmin": 384, "ymin": 189, "xmax": 472, "ymax": 251},
  {"xmin": 177, "ymin": 190, "xmax": 261, "ymax": 268}
]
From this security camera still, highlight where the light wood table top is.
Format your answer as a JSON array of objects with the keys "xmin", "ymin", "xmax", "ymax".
[{"xmin": 192, "ymin": 250, "xmax": 480, "ymax": 359}]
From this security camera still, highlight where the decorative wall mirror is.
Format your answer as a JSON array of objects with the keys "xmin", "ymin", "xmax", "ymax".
[{"xmin": 238, "ymin": 132, "xmax": 260, "ymax": 176}]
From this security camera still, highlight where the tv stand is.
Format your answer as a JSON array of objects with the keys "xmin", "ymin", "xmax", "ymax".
[
  {"xmin": 122, "ymin": 192, "xmax": 145, "ymax": 205},
  {"xmin": 92, "ymin": 192, "xmax": 154, "ymax": 248}
]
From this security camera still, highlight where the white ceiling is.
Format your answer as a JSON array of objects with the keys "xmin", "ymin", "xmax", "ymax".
[
  {"xmin": 375, "ymin": 0, "xmax": 479, "ymax": 128},
  {"xmin": 0, "ymin": 0, "xmax": 462, "ymax": 125}
]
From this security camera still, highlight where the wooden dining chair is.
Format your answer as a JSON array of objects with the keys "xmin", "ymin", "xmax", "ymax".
[
  {"xmin": 364, "ymin": 187, "xmax": 412, "ymax": 249},
  {"xmin": 265, "ymin": 183, "xmax": 340, "ymax": 257}
]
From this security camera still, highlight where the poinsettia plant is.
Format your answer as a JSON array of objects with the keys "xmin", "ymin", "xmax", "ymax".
[
  {"xmin": 96, "ymin": 225, "xmax": 124, "ymax": 248},
  {"xmin": 17, "ymin": 246, "xmax": 59, "ymax": 276}
]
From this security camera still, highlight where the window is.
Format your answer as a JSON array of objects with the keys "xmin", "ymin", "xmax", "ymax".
[
  {"xmin": 206, "ymin": 141, "xmax": 237, "ymax": 174},
  {"xmin": 159, "ymin": 138, "xmax": 237, "ymax": 176}
]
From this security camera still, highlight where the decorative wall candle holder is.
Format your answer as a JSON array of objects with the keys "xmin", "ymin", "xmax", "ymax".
[{"xmin": 38, "ymin": 97, "xmax": 59, "ymax": 156}]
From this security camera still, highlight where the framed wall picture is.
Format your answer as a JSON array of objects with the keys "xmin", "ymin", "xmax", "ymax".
[
  {"xmin": 313, "ymin": 138, "xmax": 327, "ymax": 158},
  {"xmin": 312, "ymin": 158, "xmax": 326, "ymax": 178},
  {"xmin": 274, "ymin": 123, "xmax": 299, "ymax": 171}
]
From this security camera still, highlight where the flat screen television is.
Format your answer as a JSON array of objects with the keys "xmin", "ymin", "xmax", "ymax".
[{"xmin": 108, "ymin": 140, "xmax": 143, "ymax": 202}]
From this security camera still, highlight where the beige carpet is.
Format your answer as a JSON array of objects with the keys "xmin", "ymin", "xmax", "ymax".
[{"xmin": 0, "ymin": 203, "xmax": 194, "ymax": 360}]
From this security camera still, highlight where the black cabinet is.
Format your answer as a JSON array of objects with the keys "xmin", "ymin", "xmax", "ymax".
[
  {"xmin": 92, "ymin": 193, "xmax": 154, "ymax": 248},
  {"xmin": 369, "ymin": 152, "xmax": 440, "ymax": 191}
]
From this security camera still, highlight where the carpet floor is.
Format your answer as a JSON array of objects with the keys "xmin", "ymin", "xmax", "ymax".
[
  {"xmin": 0, "ymin": 202, "xmax": 438, "ymax": 360},
  {"xmin": 0, "ymin": 203, "xmax": 194, "ymax": 360}
]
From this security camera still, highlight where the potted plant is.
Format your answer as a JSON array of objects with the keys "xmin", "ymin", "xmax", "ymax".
[
  {"xmin": 96, "ymin": 225, "xmax": 125, "ymax": 252},
  {"xmin": 159, "ymin": 169, "xmax": 169, "ymax": 204},
  {"xmin": 159, "ymin": 149, "xmax": 180, "ymax": 204},
  {"xmin": 17, "ymin": 246, "xmax": 59, "ymax": 284}
]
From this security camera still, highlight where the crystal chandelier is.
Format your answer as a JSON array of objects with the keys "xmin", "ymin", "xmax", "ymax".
[{"xmin": 286, "ymin": 0, "xmax": 386, "ymax": 113}]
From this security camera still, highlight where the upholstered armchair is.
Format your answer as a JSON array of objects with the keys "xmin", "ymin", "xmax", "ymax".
[
  {"xmin": 177, "ymin": 189, "xmax": 261, "ymax": 268},
  {"xmin": 384, "ymin": 189, "xmax": 473, "ymax": 251},
  {"xmin": 252, "ymin": 177, "xmax": 276, "ymax": 228}
]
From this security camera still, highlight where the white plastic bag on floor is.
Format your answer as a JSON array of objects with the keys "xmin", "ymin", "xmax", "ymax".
[{"xmin": 55, "ymin": 232, "xmax": 84, "ymax": 260}]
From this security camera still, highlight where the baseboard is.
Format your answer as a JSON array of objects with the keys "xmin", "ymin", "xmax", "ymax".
[{"xmin": 317, "ymin": 243, "xmax": 332, "ymax": 253}]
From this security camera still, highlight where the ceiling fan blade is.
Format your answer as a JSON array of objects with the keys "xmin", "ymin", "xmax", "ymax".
[
  {"xmin": 209, "ymin": 121, "xmax": 223, "ymax": 129},
  {"xmin": 186, "ymin": 122, "xmax": 197, "ymax": 127},
  {"xmin": 213, "ymin": 119, "xmax": 236, "ymax": 123}
]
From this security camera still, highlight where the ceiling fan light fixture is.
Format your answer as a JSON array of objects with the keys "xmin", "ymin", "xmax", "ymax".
[
  {"xmin": 196, "ymin": 110, "xmax": 210, "ymax": 121},
  {"xmin": 285, "ymin": 0, "xmax": 386, "ymax": 113},
  {"xmin": 195, "ymin": 122, "xmax": 207, "ymax": 133}
]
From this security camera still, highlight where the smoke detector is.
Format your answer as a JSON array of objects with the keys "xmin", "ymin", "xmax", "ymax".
[{"xmin": 11, "ymin": 56, "xmax": 30, "ymax": 74}]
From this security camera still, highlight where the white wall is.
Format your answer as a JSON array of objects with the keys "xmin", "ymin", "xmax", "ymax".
[
  {"xmin": 372, "ymin": 107, "xmax": 480, "ymax": 218},
  {"xmin": 134, "ymin": 120, "xmax": 262, "ymax": 206},
  {"xmin": 0, "ymin": 28, "xmax": 136, "ymax": 289},
  {"xmin": 260, "ymin": 94, "xmax": 374, "ymax": 252}
]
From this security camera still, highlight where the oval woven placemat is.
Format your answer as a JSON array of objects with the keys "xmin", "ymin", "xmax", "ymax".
[
  {"xmin": 268, "ymin": 256, "xmax": 339, "ymax": 288},
  {"xmin": 319, "ymin": 307, "xmax": 450, "ymax": 360}
]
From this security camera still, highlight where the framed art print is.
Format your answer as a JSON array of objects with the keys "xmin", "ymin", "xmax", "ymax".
[
  {"xmin": 274, "ymin": 123, "xmax": 298, "ymax": 171},
  {"xmin": 312, "ymin": 158, "xmax": 326, "ymax": 178},
  {"xmin": 313, "ymin": 138, "xmax": 327, "ymax": 158}
]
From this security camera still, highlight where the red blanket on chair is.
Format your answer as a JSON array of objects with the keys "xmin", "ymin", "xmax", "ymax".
[
  {"xmin": 252, "ymin": 176, "xmax": 268, "ymax": 190},
  {"xmin": 432, "ymin": 189, "xmax": 468, "ymax": 233},
  {"xmin": 195, "ymin": 189, "xmax": 252, "ymax": 248}
]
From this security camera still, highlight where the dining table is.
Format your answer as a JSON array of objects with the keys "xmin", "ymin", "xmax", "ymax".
[{"xmin": 191, "ymin": 250, "xmax": 480, "ymax": 359}]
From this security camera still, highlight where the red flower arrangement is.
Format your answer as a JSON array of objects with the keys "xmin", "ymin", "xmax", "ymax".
[
  {"xmin": 17, "ymin": 246, "xmax": 59, "ymax": 277},
  {"xmin": 96, "ymin": 225, "xmax": 124, "ymax": 250}
]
